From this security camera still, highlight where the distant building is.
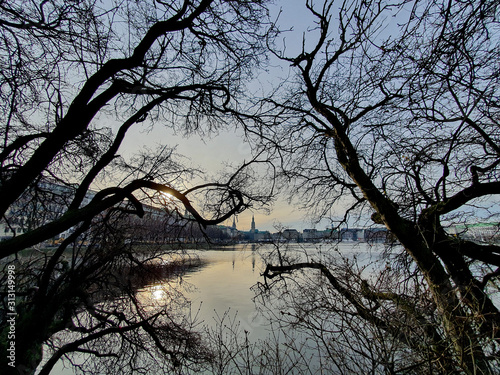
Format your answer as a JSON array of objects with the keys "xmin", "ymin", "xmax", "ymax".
[
  {"xmin": 280, "ymin": 229, "xmax": 301, "ymax": 242},
  {"xmin": 340, "ymin": 228, "xmax": 360, "ymax": 241},
  {"xmin": 253, "ymin": 230, "xmax": 272, "ymax": 242},
  {"xmin": 364, "ymin": 228, "xmax": 389, "ymax": 243},
  {"xmin": 243, "ymin": 215, "xmax": 271, "ymax": 242},
  {"xmin": 220, "ymin": 217, "xmax": 239, "ymax": 239},
  {"xmin": 447, "ymin": 223, "xmax": 500, "ymax": 243},
  {"xmin": 0, "ymin": 181, "xmax": 96, "ymax": 242},
  {"xmin": 302, "ymin": 228, "xmax": 319, "ymax": 242}
]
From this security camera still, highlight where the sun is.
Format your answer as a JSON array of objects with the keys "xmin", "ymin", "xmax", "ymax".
[
  {"xmin": 152, "ymin": 288, "xmax": 166, "ymax": 301},
  {"xmin": 160, "ymin": 191, "xmax": 174, "ymax": 201}
]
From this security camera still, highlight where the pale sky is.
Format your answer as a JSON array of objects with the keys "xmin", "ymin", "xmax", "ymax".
[
  {"xmin": 121, "ymin": 114, "xmax": 317, "ymax": 233},
  {"xmin": 114, "ymin": 1, "xmax": 497, "ymax": 232},
  {"xmin": 115, "ymin": 1, "xmax": 324, "ymax": 233}
]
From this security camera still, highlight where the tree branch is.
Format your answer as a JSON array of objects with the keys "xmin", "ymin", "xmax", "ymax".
[{"xmin": 0, "ymin": 178, "xmax": 245, "ymax": 258}]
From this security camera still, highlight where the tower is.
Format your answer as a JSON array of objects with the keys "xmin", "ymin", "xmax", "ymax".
[
  {"xmin": 251, "ymin": 215, "xmax": 256, "ymax": 233},
  {"xmin": 232, "ymin": 216, "xmax": 237, "ymax": 230}
]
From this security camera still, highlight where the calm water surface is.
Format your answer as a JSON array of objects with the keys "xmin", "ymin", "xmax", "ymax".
[{"xmin": 44, "ymin": 242, "xmax": 383, "ymax": 374}]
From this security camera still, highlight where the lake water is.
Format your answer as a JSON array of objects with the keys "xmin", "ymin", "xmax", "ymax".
[{"xmin": 42, "ymin": 242, "xmax": 384, "ymax": 374}]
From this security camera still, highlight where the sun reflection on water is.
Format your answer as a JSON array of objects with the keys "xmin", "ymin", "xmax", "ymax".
[
  {"xmin": 150, "ymin": 285, "xmax": 167, "ymax": 301},
  {"xmin": 135, "ymin": 278, "xmax": 193, "ymax": 317}
]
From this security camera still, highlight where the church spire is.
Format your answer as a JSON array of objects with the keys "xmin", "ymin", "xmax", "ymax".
[{"xmin": 251, "ymin": 215, "xmax": 256, "ymax": 232}]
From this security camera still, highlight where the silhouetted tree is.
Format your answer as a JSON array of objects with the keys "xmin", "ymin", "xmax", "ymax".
[
  {"xmin": 0, "ymin": 0, "xmax": 274, "ymax": 373},
  {"xmin": 254, "ymin": 0, "xmax": 500, "ymax": 373}
]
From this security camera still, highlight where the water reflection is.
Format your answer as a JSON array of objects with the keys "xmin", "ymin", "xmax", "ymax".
[
  {"xmin": 45, "ymin": 242, "xmax": 384, "ymax": 374},
  {"xmin": 151, "ymin": 285, "xmax": 165, "ymax": 301},
  {"xmin": 139, "ymin": 283, "xmax": 172, "ymax": 307},
  {"xmin": 181, "ymin": 245, "xmax": 268, "ymax": 335}
]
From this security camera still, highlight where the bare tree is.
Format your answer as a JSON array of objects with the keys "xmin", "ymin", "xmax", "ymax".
[
  {"xmin": 252, "ymin": 0, "xmax": 500, "ymax": 373},
  {"xmin": 0, "ymin": 0, "xmax": 274, "ymax": 373}
]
